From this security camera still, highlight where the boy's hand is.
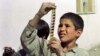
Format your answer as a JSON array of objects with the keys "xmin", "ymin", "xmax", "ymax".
[
  {"xmin": 48, "ymin": 37, "xmax": 63, "ymax": 56},
  {"xmin": 37, "ymin": 2, "xmax": 56, "ymax": 17}
]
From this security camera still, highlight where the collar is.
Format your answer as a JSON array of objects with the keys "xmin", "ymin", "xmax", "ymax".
[
  {"xmin": 65, "ymin": 44, "xmax": 78, "ymax": 53},
  {"xmin": 68, "ymin": 47, "xmax": 78, "ymax": 53}
]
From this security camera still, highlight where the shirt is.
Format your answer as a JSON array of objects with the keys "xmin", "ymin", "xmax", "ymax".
[{"xmin": 21, "ymin": 23, "xmax": 89, "ymax": 56}]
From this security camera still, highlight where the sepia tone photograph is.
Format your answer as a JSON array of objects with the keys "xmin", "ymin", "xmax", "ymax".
[{"xmin": 0, "ymin": 0, "xmax": 100, "ymax": 56}]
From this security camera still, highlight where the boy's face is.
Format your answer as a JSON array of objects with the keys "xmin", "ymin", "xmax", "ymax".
[{"xmin": 58, "ymin": 18, "xmax": 82, "ymax": 43}]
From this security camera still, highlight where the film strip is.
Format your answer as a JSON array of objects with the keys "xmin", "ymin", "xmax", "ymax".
[
  {"xmin": 49, "ymin": 9, "xmax": 56, "ymax": 53},
  {"xmin": 50, "ymin": 9, "xmax": 56, "ymax": 38}
]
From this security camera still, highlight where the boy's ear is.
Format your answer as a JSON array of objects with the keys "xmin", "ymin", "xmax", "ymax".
[{"xmin": 76, "ymin": 29, "xmax": 83, "ymax": 38}]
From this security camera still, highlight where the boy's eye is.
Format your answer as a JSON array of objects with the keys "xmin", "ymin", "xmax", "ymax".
[
  {"xmin": 65, "ymin": 24, "xmax": 69, "ymax": 27},
  {"xmin": 59, "ymin": 24, "xmax": 70, "ymax": 28},
  {"xmin": 59, "ymin": 24, "xmax": 62, "ymax": 27}
]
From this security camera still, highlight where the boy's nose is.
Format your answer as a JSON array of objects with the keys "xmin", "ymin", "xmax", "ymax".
[{"xmin": 60, "ymin": 26, "xmax": 66, "ymax": 31}]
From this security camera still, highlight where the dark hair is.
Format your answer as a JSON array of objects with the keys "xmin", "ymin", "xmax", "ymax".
[
  {"xmin": 60, "ymin": 12, "xmax": 84, "ymax": 31},
  {"xmin": 18, "ymin": 49, "xmax": 26, "ymax": 56},
  {"xmin": 36, "ymin": 20, "xmax": 49, "ymax": 39},
  {"xmin": 3, "ymin": 47, "xmax": 15, "ymax": 56}
]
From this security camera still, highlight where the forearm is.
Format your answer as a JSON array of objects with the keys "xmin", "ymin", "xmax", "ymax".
[
  {"xmin": 57, "ymin": 51, "xmax": 65, "ymax": 56},
  {"xmin": 55, "ymin": 49, "xmax": 65, "ymax": 56},
  {"xmin": 29, "ymin": 12, "xmax": 43, "ymax": 27},
  {"xmin": 29, "ymin": 2, "xmax": 56, "ymax": 27}
]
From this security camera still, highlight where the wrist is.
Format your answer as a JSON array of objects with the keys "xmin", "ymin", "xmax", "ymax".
[
  {"xmin": 56, "ymin": 47, "xmax": 64, "ymax": 56},
  {"xmin": 36, "ymin": 12, "xmax": 44, "ymax": 18},
  {"xmin": 57, "ymin": 51, "xmax": 64, "ymax": 56}
]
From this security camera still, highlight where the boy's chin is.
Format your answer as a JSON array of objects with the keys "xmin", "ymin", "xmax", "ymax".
[
  {"xmin": 60, "ymin": 38, "xmax": 71, "ymax": 43},
  {"xmin": 60, "ymin": 39, "xmax": 67, "ymax": 43}
]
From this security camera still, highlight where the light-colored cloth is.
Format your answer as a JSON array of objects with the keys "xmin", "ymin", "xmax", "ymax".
[{"xmin": 21, "ymin": 23, "xmax": 89, "ymax": 56}]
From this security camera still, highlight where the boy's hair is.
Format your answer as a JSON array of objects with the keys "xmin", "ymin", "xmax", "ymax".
[
  {"xmin": 36, "ymin": 20, "xmax": 49, "ymax": 39},
  {"xmin": 60, "ymin": 12, "xmax": 84, "ymax": 31}
]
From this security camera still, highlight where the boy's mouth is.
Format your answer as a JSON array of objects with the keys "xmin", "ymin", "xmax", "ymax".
[{"xmin": 59, "ymin": 33, "xmax": 66, "ymax": 37}]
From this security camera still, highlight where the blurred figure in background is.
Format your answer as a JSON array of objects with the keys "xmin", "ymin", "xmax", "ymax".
[{"xmin": 2, "ymin": 46, "xmax": 20, "ymax": 56}]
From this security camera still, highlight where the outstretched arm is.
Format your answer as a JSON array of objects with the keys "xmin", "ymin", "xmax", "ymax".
[
  {"xmin": 29, "ymin": 2, "xmax": 56, "ymax": 27},
  {"xmin": 21, "ymin": 2, "xmax": 56, "ymax": 56}
]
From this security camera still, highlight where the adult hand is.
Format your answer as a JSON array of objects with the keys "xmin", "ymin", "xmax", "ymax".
[{"xmin": 37, "ymin": 2, "xmax": 56, "ymax": 17}]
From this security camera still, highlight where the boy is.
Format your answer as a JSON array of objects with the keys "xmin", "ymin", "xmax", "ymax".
[{"xmin": 21, "ymin": 2, "xmax": 89, "ymax": 56}]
